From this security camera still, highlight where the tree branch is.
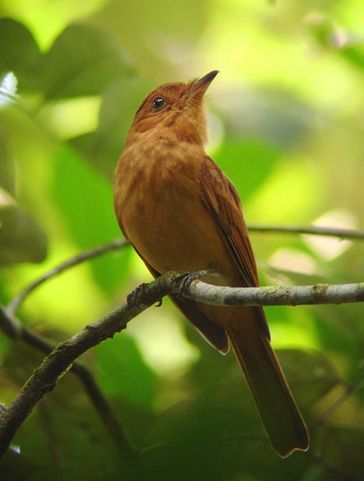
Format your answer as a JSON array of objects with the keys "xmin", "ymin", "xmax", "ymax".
[
  {"xmin": 6, "ymin": 223, "xmax": 364, "ymax": 316},
  {"xmin": 0, "ymin": 271, "xmax": 181, "ymax": 459},
  {"xmin": 184, "ymin": 280, "xmax": 364, "ymax": 306},
  {"xmin": 1, "ymin": 271, "xmax": 364, "ymax": 458},
  {"xmin": 1, "ymin": 239, "xmax": 135, "ymax": 458},
  {"xmin": 0, "ymin": 307, "xmax": 134, "ymax": 461},
  {"xmin": 6, "ymin": 238, "xmax": 129, "ymax": 316}
]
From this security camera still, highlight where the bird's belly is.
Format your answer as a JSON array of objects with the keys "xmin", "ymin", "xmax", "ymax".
[{"xmin": 122, "ymin": 182, "xmax": 231, "ymax": 279}]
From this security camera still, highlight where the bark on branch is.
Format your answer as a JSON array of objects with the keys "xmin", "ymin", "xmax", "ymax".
[
  {"xmin": 184, "ymin": 280, "xmax": 364, "ymax": 306},
  {"xmin": 0, "ymin": 271, "xmax": 363, "ymax": 458}
]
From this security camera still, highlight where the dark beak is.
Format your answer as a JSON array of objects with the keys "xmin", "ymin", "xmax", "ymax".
[
  {"xmin": 188, "ymin": 70, "xmax": 219, "ymax": 97},
  {"xmin": 196, "ymin": 70, "xmax": 219, "ymax": 86}
]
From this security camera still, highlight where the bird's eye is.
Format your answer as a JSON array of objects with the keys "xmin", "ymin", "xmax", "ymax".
[{"xmin": 152, "ymin": 96, "xmax": 165, "ymax": 110}]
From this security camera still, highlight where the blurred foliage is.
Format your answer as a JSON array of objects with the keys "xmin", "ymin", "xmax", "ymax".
[{"xmin": 0, "ymin": 0, "xmax": 364, "ymax": 480}]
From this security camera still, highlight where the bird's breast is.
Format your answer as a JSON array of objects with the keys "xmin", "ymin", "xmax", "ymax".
[{"xmin": 114, "ymin": 139, "xmax": 230, "ymax": 277}]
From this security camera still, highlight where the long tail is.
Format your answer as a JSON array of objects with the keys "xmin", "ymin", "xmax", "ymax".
[{"xmin": 226, "ymin": 309, "xmax": 309, "ymax": 457}]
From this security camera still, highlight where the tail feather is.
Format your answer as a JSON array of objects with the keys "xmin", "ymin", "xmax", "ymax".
[{"xmin": 227, "ymin": 313, "xmax": 309, "ymax": 457}]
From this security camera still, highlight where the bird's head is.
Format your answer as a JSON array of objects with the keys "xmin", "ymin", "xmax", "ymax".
[{"xmin": 126, "ymin": 70, "xmax": 218, "ymax": 146}]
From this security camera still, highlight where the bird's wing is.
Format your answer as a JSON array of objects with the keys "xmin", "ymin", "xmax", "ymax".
[
  {"xmin": 200, "ymin": 155, "xmax": 270, "ymax": 339},
  {"xmin": 200, "ymin": 156, "xmax": 259, "ymax": 287},
  {"xmin": 169, "ymin": 296, "xmax": 229, "ymax": 353}
]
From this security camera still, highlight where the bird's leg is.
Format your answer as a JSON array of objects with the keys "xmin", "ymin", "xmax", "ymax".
[
  {"xmin": 176, "ymin": 269, "xmax": 218, "ymax": 299},
  {"xmin": 127, "ymin": 269, "xmax": 218, "ymax": 307},
  {"xmin": 126, "ymin": 283, "xmax": 150, "ymax": 306},
  {"xmin": 127, "ymin": 283, "xmax": 163, "ymax": 307}
]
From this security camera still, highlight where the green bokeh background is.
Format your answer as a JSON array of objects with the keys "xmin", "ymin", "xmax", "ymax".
[{"xmin": 0, "ymin": 1, "xmax": 364, "ymax": 480}]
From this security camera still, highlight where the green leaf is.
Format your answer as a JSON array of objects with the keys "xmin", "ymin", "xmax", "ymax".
[
  {"xmin": 40, "ymin": 24, "xmax": 133, "ymax": 99},
  {"xmin": 214, "ymin": 139, "xmax": 280, "ymax": 201},
  {"xmin": 0, "ymin": 18, "xmax": 41, "ymax": 91},
  {"xmin": 145, "ymin": 366, "xmax": 311, "ymax": 481},
  {"xmin": 341, "ymin": 45, "xmax": 364, "ymax": 71},
  {"xmin": 0, "ymin": 137, "xmax": 15, "ymax": 194},
  {"xmin": 0, "ymin": 205, "xmax": 47, "ymax": 265},
  {"xmin": 52, "ymin": 144, "xmax": 130, "ymax": 292},
  {"xmin": 95, "ymin": 334, "xmax": 157, "ymax": 409},
  {"xmin": 312, "ymin": 305, "xmax": 362, "ymax": 368},
  {"xmin": 320, "ymin": 426, "xmax": 364, "ymax": 480},
  {"xmin": 277, "ymin": 349, "xmax": 340, "ymax": 406},
  {"xmin": 72, "ymin": 77, "xmax": 152, "ymax": 178}
]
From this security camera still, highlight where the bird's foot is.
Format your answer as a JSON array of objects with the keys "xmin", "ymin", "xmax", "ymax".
[
  {"xmin": 127, "ymin": 283, "xmax": 163, "ymax": 307},
  {"xmin": 178, "ymin": 272, "xmax": 200, "ymax": 292},
  {"xmin": 176, "ymin": 269, "xmax": 216, "ymax": 298},
  {"xmin": 127, "ymin": 283, "xmax": 149, "ymax": 306}
]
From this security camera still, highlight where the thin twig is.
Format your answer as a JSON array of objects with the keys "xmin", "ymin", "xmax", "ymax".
[
  {"xmin": 247, "ymin": 224, "xmax": 364, "ymax": 240},
  {"xmin": 7, "ymin": 238, "xmax": 129, "ymax": 316},
  {"xmin": 0, "ymin": 307, "xmax": 134, "ymax": 460}
]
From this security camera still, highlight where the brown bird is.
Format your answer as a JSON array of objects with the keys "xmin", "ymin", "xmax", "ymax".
[{"xmin": 114, "ymin": 71, "xmax": 309, "ymax": 457}]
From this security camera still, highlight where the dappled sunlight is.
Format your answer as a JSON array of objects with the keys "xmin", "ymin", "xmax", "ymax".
[
  {"xmin": 2, "ymin": 241, "xmax": 111, "ymax": 331},
  {"xmin": 0, "ymin": 187, "xmax": 16, "ymax": 207},
  {"xmin": 38, "ymin": 96, "xmax": 101, "ymax": 139},
  {"xmin": 269, "ymin": 307, "xmax": 319, "ymax": 351},
  {"xmin": 303, "ymin": 209, "xmax": 355, "ymax": 261},
  {"xmin": 268, "ymin": 247, "xmax": 318, "ymax": 275},
  {"xmin": 128, "ymin": 308, "xmax": 200, "ymax": 377},
  {"xmin": 247, "ymin": 157, "xmax": 322, "ymax": 223},
  {"xmin": 0, "ymin": 71, "xmax": 18, "ymax": 107}
]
